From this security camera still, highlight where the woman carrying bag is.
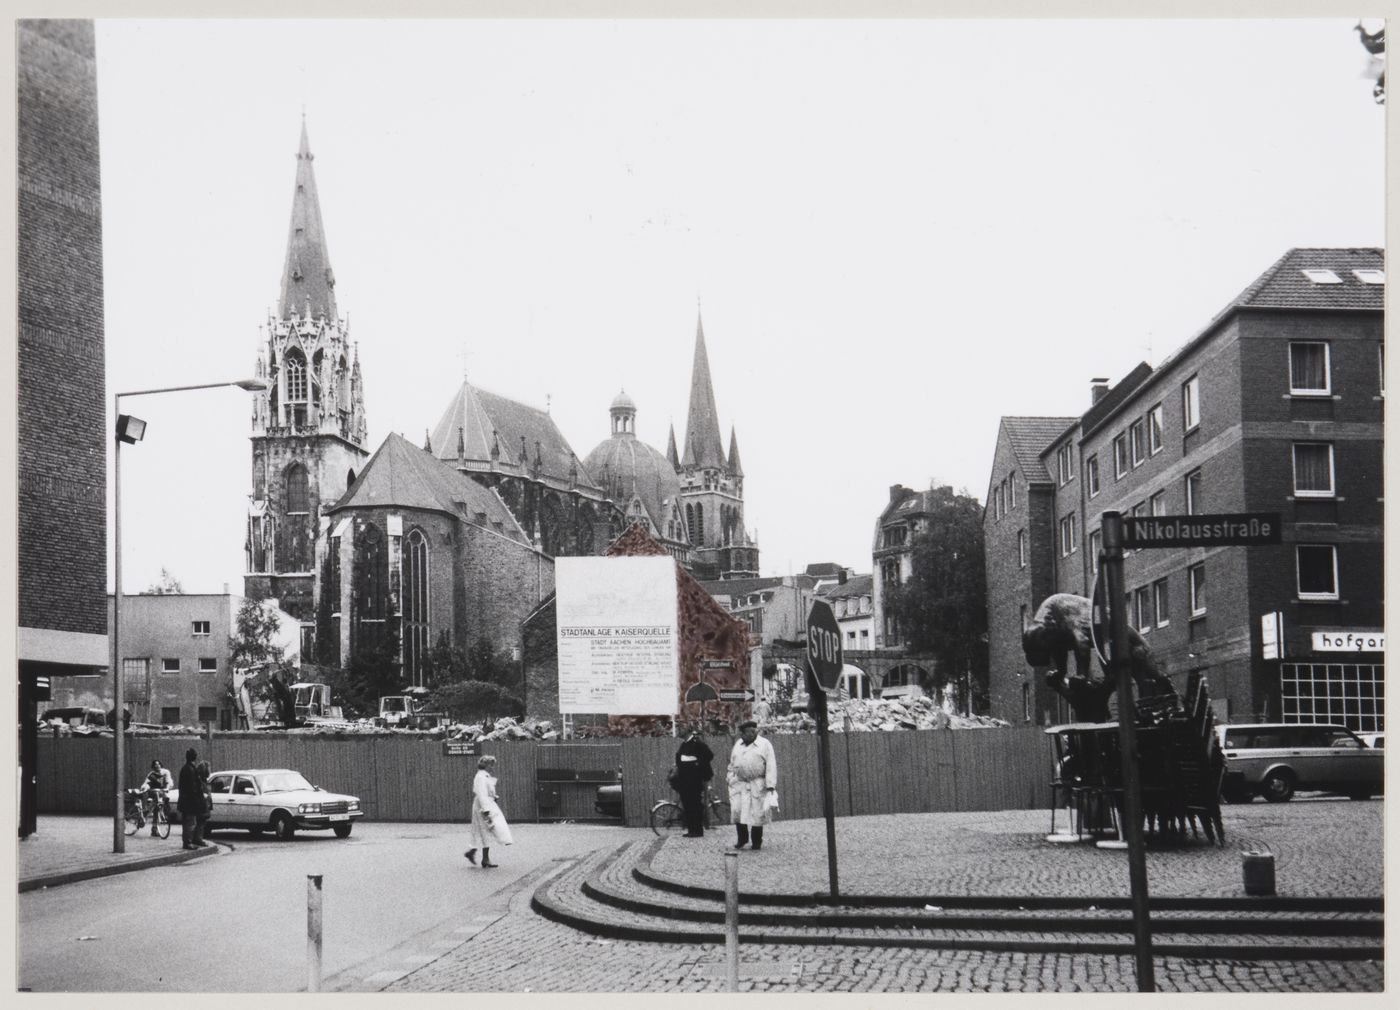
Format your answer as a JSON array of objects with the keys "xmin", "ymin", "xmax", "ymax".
[{"xmin": 464, "ymin": 754, "xmax": 512, "ymax": 868}]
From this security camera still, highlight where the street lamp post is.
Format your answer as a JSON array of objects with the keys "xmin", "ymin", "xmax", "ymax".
[{"xmin": 111, "ymin": 378, "xmax": 266, "ymax": 853}]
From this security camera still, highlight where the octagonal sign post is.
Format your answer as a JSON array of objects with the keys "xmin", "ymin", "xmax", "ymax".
[{"xmin": 806, "ymin": 599, "xmax": 844, "ymax": 692}]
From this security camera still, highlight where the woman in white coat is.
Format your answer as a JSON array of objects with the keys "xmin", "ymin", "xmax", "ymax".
[
  {"xmin": 465, "ymin": 754, "xmax": 512, "ymax": 867},
  {"xmin": 727, "ymin": 720, "xmax": 778, "ymax": 850}
]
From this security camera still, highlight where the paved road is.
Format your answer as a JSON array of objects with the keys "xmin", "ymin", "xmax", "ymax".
[{"xmin": 17, "ymin": 820, "xmax": 633, "ymax": 992}]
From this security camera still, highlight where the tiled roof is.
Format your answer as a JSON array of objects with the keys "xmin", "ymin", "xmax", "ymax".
[
  {"xmin": 1227, "ymin": 247, "xmax": 1384, "ymax": 313},
  {"xmin": 328, "ymin": 431, "xmax": 527, "ymax": 541},
  {"xmin": 1080, "ymin": 362, "xmax": 1153, "ymax": 438},
  {"xmin": 820, "ymin": 574, "xmax": 873, "ymax": 600},
  {"xmin": 1001, "ymin": 417, "xmax": 1077, "ymax": 483}
]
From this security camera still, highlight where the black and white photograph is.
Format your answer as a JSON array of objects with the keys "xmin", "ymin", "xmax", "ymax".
[{"xmin": 12, "ymin": 5, "xmax": 1389, "ymax": 996}]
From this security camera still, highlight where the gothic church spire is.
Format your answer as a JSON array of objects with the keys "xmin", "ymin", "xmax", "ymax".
[
  {"xmin": 278, "ymin": 118, "xmax": 337, "ymax": 322},
  {"xmin": 680, "ymin": 313, "xmax": 728, "ymax": 470}
]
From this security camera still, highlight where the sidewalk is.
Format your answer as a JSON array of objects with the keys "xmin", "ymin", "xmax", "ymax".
[{"xmin": 18, "ymin": 814, "xmax": 218, "ymax": 892}]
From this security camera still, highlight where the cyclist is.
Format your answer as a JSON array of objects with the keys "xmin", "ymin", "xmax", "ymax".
[{"xmin": 140, "ymin": 759, "xmax": 174, "ymax": 837}]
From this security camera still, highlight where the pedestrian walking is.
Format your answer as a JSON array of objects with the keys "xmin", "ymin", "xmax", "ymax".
[
  {"xmin": 727, "ymin": 719, "xmax": 778, "ymax": 850},
  {"xmin": 177, "ymin": 748, "xmax": 207, "ymax": 849},
  {"xmin": 464, "ymin": 754, "xmax": 512, "ymax": 868},
  {"xmin": 672, "ymin": 727, "xmax": 715, "ymax": 837},
  {"xmin": 193, "ymin": 760, "xmax": 213, "ymax": 845}
]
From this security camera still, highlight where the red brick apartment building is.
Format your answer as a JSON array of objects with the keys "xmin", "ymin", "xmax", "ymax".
[{"xmin": 985, "ymin": 248, "xmax": 1384, "ymax": 731}]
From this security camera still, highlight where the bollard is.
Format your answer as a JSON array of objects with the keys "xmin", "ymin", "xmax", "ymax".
[
  {"xmin": 307, "ymin": 874, "xmax": 323, "ymax": 991},
  {"xmin": 1242, "ymin": 851, "xmax": 1275, "ymax": 896},
  {"xmin": 724, "ymin": 851, "xmax": 739, "ymax": 992}
]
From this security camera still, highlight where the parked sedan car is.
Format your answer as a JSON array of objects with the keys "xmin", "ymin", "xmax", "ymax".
[
  {"xmin": 1216, "ymin": 723, "xmax": 1384, "ymax": 802},
  {"xmin": 170, "ymin": 768, "xmax": 363, "ymax": 840}
]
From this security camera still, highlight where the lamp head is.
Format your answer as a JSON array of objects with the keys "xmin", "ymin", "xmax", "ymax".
[
  {"xmin": 115, "ymin": 414, "xmax": 146, "ymax": 444},
  {"xmin": 235, "ymin": 378, "xmax": 269, "ymax": 391}
]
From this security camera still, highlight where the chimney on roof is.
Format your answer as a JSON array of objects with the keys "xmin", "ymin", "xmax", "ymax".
[
  {"xmin": 1091, "ymin": 377, "xmax": 1110, "ymax": 405},
  {"xmin": 889, "ymin": 484, "xmax": 906, "ymax": 503},
  {"xmin": 838, "ymin": 570, "xmax": 848, "ymax": 585}
]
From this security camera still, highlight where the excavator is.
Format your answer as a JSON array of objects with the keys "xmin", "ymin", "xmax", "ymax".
[{"xmin": 234, "ymin": 664, "xmax": 346, "ymax": 730}]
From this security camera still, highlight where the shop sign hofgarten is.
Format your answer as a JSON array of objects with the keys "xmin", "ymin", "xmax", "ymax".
[{"xmin": 1311, "ymin": 631, "xmax": 1385, "ymax": 653}]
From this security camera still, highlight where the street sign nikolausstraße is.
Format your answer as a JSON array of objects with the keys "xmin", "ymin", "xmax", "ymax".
[{"xmin": 1123, "ymin": 512, "xmax": 1282, "ymax": 548}]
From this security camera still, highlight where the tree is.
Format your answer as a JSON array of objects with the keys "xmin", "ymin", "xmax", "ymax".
[
  {"xmin": 887, "ymin": 485, "xmax": 990, "ymax": 714},
  {"xmin": 140, "ymin": 567, "xmax": 185, "ymax": 595},
  {"xmin": 229, "ymin": 593, "xmax": 284, "ymax": 673},
  {"xmin": 426, "ymin": 680, "xmax": 524, "ymax": 724}
]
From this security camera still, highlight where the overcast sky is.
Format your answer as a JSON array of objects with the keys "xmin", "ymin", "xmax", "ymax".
[{"xmin": 93, "ymin": 16, "xmax": 1386, "ymax": 595}]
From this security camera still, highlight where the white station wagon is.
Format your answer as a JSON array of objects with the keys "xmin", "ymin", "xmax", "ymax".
[{"xmin": 172, "ymin": 768, "xmax": 364, "ymax": 840}]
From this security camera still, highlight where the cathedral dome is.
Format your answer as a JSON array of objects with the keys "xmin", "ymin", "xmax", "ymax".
[
  {"xmin": 583, "ymin": 424, "xmax": 682, "ymax": 538},
  {"xmin": 610, "ymin": 389, "xmax": 636, "ymax": 411}
]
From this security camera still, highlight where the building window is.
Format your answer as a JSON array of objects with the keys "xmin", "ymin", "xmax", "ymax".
[
  {"xmin": 1182, "ymin": 375, "xmax": 1200, "ymax": 432},
  {"xmin": 1188, "ymin": 563, "xmax": 1206, "ymax": 617},
  {"xmin": 285, "ymin": 463, "xmax": 309, "ymax": 514},
  {"xmin": 161, "ymin": 707, "xmax": 181, "ymax": 725},
  {"xmin": 1280, "ymin": 661, "xmax": 1384, "ymax": 733},
  {"xmin": 1289, "ymin": 342, "xmax": 1331, "ymax": 395},
  {"xmin": 1292, "ymin": 443, "xmax": 1335, "ymax": 497},
  {"xmin": 161, "ymin": 658, "xmax": 180, "ymax": 674},
  {"xmin": 1149, "ymin": 490, "xmax": 1166, "ymax": 516},
  {"xmin": 1134, "ymin": 587, "xmax": 1152, "ymax": 632},
  {"xmin": 402, "ymin": 528, "xmax": 430, "ymax": 687},
  {"xmin": 1058, "ymin": 513, "xmax": 1077, "ymax": 557},
  {"xmin": 191, "ymin": 620, "xmax": 210, "ymax": 636},
  {"xmin": 1297, "ymin": 545, "xmax": 1339, "ymax": 600},
  {"xmin": 1147, "ymin": 403, "xmax": 1164, "ymax": 455},
  {"xmin": 1184, "ymin": 468, "xmax": 1202, "ymax": 514},
  {"xmin": 883, "ymin": 525, "xmax": 908, "ymax": 548},
  {"xmin": 1056, "ymin": 445, "xmax": 1073, "ymax": 486},
  {"xmin": 1354, "ymin": 268, "xmax": 1385, "ymax": 284},
  {"xmin": 1008, "ymin": 471, "xmax": 1016, "ymax": 509},
  {"xmin": 1088, "ymin": 528, "xmax": 1102, "ymax": 564},
  {"xmin": 198, "ymin": 658, "xmax": 217, "ymax": 674},
  {"xmin": 122, "ymin": 658, "xmax": 151, "ymax": 705},
  {"xmin": 1017, "ymin": 529, "xmax": 1027, "ymax": 568},
  {"xmin": 1301, "ymin": 268, "xmax": 1342, "ymax": 284},
  {"xmin": 1085, "ymin": 455, "xmax": 1100, "ymax": 497},
  {"xmin": 1152, "ymin": 577, "xmax": 1170, "ymax": 628},
  {"xmin": 198, "ymin": 706, "xmax": 218, "ymax": 725},
  {"xmin": 285, "ymin": 350, "xmax": 308, "ymax": 401},
  {"xmin": 1129, "ymin": 419, "xmax": 1145, "ymax": 466}
]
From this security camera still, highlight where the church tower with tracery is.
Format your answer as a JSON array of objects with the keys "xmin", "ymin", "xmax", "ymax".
[{"xmin": 245, "ymin": 120, "xmax": 369, "ymax": 630}]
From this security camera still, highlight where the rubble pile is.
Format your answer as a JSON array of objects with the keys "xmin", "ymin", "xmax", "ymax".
[{"xmin": 759, "ymin": 695, "xmax": 1010, "ymax": 735}]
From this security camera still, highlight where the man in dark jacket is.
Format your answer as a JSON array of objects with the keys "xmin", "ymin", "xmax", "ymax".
[
  {"xmin": 673, "ymin": 729, "xmax": 715, "ymax": 837},
  {"xmin": 177, "ymin": 748, "xmax": 207, "ymax": 849}
]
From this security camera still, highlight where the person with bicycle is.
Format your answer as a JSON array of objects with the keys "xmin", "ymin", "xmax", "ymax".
[
  {"xmin": 140, "ymin": 760, "xmax": 173, "ymax": 837},
  {"xmin": 727, "ymin": 719, "xmax": 777, "ymax": 850},
  {"xmin": 672, "ymin": 727, "xmax": 715, "ymax": 837}
]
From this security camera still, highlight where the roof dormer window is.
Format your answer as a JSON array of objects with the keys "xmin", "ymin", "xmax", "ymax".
[
  {"xmin": 1353, "ymin": 268, "xmax": 1385, "ymax": 284},
  {"xmin": 1301, "ymin": 269, "xmax": 1342, "ymax": 284}
]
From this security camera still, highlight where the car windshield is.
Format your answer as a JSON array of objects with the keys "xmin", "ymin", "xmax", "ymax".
[{"xmin": 256, "ymin": 771, "xmax": 314, "ymax": 793}]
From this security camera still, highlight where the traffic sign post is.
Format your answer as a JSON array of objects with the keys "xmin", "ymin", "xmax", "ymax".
[
  {"xmin": 805, "ymin": 600, "xmax": 842, "ymax": 898},
  {"xmin": 1102, "ymin": 511, "xmax": 1155, "ymax": 992}
]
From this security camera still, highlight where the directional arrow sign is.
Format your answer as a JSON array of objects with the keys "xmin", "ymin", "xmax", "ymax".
[{"xmin": 717, "ymin": 689, "xmax": 755, "ymax": 702}]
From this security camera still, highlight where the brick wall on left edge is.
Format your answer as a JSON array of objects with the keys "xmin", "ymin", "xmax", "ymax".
[{"xmin": 18, "ymin": 19, "xmax": 107, "ymax": 638}]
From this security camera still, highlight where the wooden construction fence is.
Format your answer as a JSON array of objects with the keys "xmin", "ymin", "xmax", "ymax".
[{"xmin": 35, "ymin": 727, "xmax": 1054, "ymax": 827}]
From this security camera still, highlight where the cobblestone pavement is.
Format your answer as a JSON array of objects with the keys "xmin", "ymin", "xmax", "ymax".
[{"xmin": 385, "ymin": 800, "xmax": 1385, "ymax": 993}]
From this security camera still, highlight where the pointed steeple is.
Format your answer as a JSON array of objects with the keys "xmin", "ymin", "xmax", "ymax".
[
  {"xmin": 680, "ymin": 313, "xmax": 727, "ymax": 469},
  {"xmin": 727, "ymin": 426, "xmax": 743, "ymax": 477},
  {"xmin": 277, "ymin": 118, "xmax": 337, "ymax": 322},
  {"xmin": 665, "ymin": 424, "xmax": 680, "ymax": 469},
  {"xmin": 423, "ymin": 428, "xmax": 432, "ymax": 453}
]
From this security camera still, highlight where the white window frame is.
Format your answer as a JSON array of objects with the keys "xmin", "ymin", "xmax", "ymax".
[
  {"xmin": 1113, "ymin": 434, "xmax": 1128, "ymax": 478},
  {"xmin": 1353, "ymin": 268, "xmax": 1385, "ymax": 284},
  {"xmin": 1188, "ymin": 563, "xmax": 1206, "ymax": 617},
  {"xmin": 1058, "ymin": 513, "xmax": 1077, "ymax": 557},
  {"xmin": 1184, "ymin": 468, "xmax": 1202, "ymax": 515},
  {"xmin": 1056, "ymin": 445, "xmax": 1073, "ymax": 486},
  {"xmin": 1152, "ymin": 577, "xmax": 1170, "ymax": 628},
  {"xmin": 1017, "ymin": 529, "xmax": 1027, "ymax": 568},
  {"xmin": 191, "ymin": 620, "xmax": 210, "ymax": 636},
  {"xmin": 1289, "ymin": 341, "xmax": 1332, "ymax": 396},
  {"xmin": 1292, "ymin": 442, "xmax": 1336, "ymax": 498},
  {"xmin": 1008, "ymin": 472, "xmax": 1016, "ymax": 509},
  {"xmin": 1088, "ymin": 528, "xmax": 1102, "ymax": 564},
  {"xmin": 1182, "ymin": 375, "xmax": 1200, "ymax": 432},
  {"xmin": 1296, "ymin": 545, "xmax": 1339, "ymax": 601},
  {"xmin": 1147, "ymin": 403, "xmax": 1164, "ymax": 455},
  {"xmin": 1129, "ymin": 419, "xmax": 1145, "ymax": 467},
  {"xmin": 1085, "ymin": 454, "xmax": 1100, "ymax": 498},
  {"xmin": 1149, "ymin": 490, "xmax": 1166, "ymax": 516},
  {"xmin": 198, "ymin": 657, "xmax": 218, "ymax": 674},
  {"xmin": 161, "ymin": 658, "xmax": 181, "ymax": 675},
  {"xmin": 1301, "ymin": 268, "xmax": 1342, "ymax": 284}
]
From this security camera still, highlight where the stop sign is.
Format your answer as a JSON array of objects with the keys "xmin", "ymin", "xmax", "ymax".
[{"xmin": 806, "ymin": 599, "xmax": 844, "ymax": 692}]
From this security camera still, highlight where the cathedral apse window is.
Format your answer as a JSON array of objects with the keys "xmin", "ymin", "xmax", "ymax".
[
  {"xmin": 402, "ymin": 529, "xmax": 430, "ymax": 687},
  {"xmin": 285, "ymin": 464, "xmax": 310, "ymax": 514}
]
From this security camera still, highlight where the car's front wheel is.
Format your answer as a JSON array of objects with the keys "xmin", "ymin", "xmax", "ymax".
[
  {"xmin": 333, "ymin": 823, "xmax": 353, "ymax": 839},
  {"xmin": 272, "ymin": 812, "xmax": 296, "ymax": 841},
  {"xmin": 1262, "ymin": 770, "xmax": 1296, "ymax": 803}
]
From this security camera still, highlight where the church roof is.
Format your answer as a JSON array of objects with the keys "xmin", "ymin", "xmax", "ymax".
[
  {"xmin": 428, "ymin": 379, "xmax": 605, "ymax": 495},
  {"xmin": 328, "ymin": 431, "xmax": 527, "ymax": 541},
  {"xmin": 277, "ymin": 120, "xmax": 337, "ymax": 322},
  {"xmin": 681, "ymin": 315, "xmax": 729, "ymax": 470},
  {"xmin": 583, "ymin": 424, "xmax": 682, "ymax": 536}
]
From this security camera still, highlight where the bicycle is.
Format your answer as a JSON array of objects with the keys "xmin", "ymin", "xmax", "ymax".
[
  {"xmin": 650, "ymin": 785, "xmax": 730, "ymax": 836},
  {"xmin": 123, "ymin": 788, "xmax": 171, "ymax": 839}
]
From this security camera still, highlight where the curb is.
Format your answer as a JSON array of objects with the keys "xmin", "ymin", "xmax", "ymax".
[{"xmin": 19, "ymin": 841, "xmax": 221, "ymax": 892}]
